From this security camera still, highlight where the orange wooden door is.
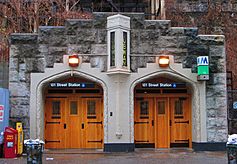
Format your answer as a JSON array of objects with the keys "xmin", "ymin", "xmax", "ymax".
[
  {"xmin": 155, "ymin": 98, "xmax": 169, "ymax": 148},
  {"xmin": 82, "ymin": 98, "xmax": 103, "ymax": 148},
  {"xmin": 45, "ymin": 98, "xmax": 66, "ymax": 148},
  {"xmin": 134, "ymin": 98, "xmax": 154, "ymax": 144},
  {"xmin": 66, "ymin": 98, "xmax": 83, "ymax": 148},
  {"xmin": 170, "ymin": 97, "xmax": 191, "ymax": 147}
]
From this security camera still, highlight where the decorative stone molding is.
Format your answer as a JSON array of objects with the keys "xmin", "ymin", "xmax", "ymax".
[
  {"xmin": 30, "ymin": 55, "xmax": 109, "ymax": 142},
  {"xmin": 107, "ymin": 14, "xmax": 130, "ymax": 30},
  {"xmin": 128, "ymin": 55, "xmax": 207, "ymax": 143},
  {"xmin": 107, "ymin": 14, "xmax": 131, "ymax": 74}
]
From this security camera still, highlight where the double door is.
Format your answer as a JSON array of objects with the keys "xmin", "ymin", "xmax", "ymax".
[
  {"xmin": 44, "ymin": 97, "xmax": 103, "ymax": 149},
  {"xmin": 134, "ymin": 96, "xmax": 191, "ymax": 148}
]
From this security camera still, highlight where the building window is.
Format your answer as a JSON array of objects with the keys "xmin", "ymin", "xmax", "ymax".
[
  {"xmin": 123, "ymin": 31, "xmax": 128, "ymax": 67},
  {"xmin": 110, "ymin": 32, "xmax": 115, "ymax": 67}
]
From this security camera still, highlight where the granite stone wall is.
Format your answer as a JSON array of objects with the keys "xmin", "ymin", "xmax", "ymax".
[
  {"xmin": 9, "ymin": 12, "xmax": 227, "ymax": 141},
  {"xmin": 0, "ymin": 61, "xmax": 8, "ymax": 89},
  {"xmin": 165, "ymin": 1, "xmax": 236, "ymax": 134}
]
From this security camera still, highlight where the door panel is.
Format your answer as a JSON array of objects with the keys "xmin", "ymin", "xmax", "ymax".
[
  {"xmin": 45, "ymin": 98, "xmax": 66, "ymax": 148},
  {"xmin": 134, "ymin": 98, "xmax": 154, "ymax": 144},
  {"xmin": 134, "ymin": 96, "xmax": 191, "ymax": 148},
  {"xmin": 66, "ymin": 99, "xmax": 82, "ymax": 148},
  {"xmin": 170, "ymin": 97, "xmax": 190, "ymax": 146},
  {"xmin": 45, "ymin": 97, "xmax": 103, "ymax": 149},
  {"xmin": 82, "ymin": 98, "xmax": 103, "ymax": 148},
  {"xmin": 156, "ymin": 98, "xmax": 169, "ymax": 148}
]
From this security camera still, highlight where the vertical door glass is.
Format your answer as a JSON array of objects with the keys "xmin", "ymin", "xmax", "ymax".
[
  {"xmin": 158, "ymin": 101, "xmax": 165, "ymax": 114},
  {"xmin": 52, "ymin": 101, "xmax": 61, "ymax": 118},
  {"xmin": 175, "ymin": 100, "xmax": 183, "ymax": 115},
  {"xmin": 87, "ymin": 100, "xmax": 96, "ymax": 118},
  {"xmin": 70, "ymin": 101, "xmax": 78, "ymax": 115},
  {"xmin": 140, "ymin": 101, "xmax": 149, "ymax": 118}
]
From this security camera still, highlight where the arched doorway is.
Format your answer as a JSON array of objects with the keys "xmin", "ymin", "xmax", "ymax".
[
  {"xmin": 134, "ymin": 76, "xmax": 192, "ymax": 148},
  {"xmin": 44, "ymin": 76, "xmax": 104, "ymax": 149}
]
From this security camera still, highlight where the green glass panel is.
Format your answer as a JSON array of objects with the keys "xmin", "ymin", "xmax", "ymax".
[{"xmin": 110, "ymin": 32, "xmax": 115, "ymax": 67}]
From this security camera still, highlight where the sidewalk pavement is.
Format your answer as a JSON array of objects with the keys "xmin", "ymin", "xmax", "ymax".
[{"xmin": 0, "ymin": 148, "xmax": 227, "ymax": 164}]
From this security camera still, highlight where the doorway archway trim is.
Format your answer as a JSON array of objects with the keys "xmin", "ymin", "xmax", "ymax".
[
  {"xmin": 129, "ymin": 60, "xmax": 207, "ymax": 143},
  {"xmin": 30, "ymin": 58, "xmax": 108, "ymax": 142}
]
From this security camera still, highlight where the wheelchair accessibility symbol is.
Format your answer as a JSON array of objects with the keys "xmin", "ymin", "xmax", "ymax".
[{"xmin": 233, "ymin": 102, "xmax": 237, "ymax": 109}]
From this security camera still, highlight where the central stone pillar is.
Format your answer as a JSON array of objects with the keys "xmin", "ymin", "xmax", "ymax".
[
  {"xmin": 104, "ymin": 14, "xmax": 133, "ymax": 152},
  {"xmin": 104, "ymin": 74, "xmax": 134, "ymax": 152}
]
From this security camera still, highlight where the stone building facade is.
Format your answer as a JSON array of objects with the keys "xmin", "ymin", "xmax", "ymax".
[
  {"xmin": 9, "ymin": 13, "xmax": 227, "ymax": 151},
  {"xmin": 164, "ymin": 0, "xmax": 237, "ymax": 135}
]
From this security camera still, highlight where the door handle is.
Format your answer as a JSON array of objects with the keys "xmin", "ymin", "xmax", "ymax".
[
  {"xmin": 82, "ymin": 123, "xmax": 84, "ymax": 129},
  {"xmin": 64, "ymin": 123, "xmax": 66, "ymax": 129},
  {"xmin": 152, "ymin": 120, "xmax": 154, "ymax": 126},
  {"xmin": 170, "ymin": 120, "xmax": 172, "ymax": 126}
]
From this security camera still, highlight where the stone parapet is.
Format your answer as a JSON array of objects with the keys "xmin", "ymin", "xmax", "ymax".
[{"xmin": 10, "ymin": 33, "xmax": 38, "ymax": 44}]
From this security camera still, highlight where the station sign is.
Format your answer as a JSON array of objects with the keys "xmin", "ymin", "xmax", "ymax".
[
  {"xmin": 141, "ymin": 83, "xmax": 186, "ymax": 88},
  {"xmin": 49, "ymin": 82, "xmax": 95, "ymax": 88},
  {"xmin": 0, "ymin": 105, "xmax": 4, "ymax": 122},
  {"xmin": 197, "ymin": 56, "xmax": 209, "ymax": 80},
  {"xmin": 197, "ymin": 56, "xmax": 209, "ymax": 66}
]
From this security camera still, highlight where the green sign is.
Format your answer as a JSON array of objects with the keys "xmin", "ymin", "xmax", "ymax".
[{"xmin": 198, "ymin": 65, "xmax": 209, "ymax": 75}]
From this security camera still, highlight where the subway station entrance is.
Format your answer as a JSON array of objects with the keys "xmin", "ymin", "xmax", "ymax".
[
  {"xmin": 44, "ymin": 77, "xmax": 103, "ymax": 149},
  {"xmin": 134, "ymin": 77, "xmax": 192, "ymax": 148}
]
